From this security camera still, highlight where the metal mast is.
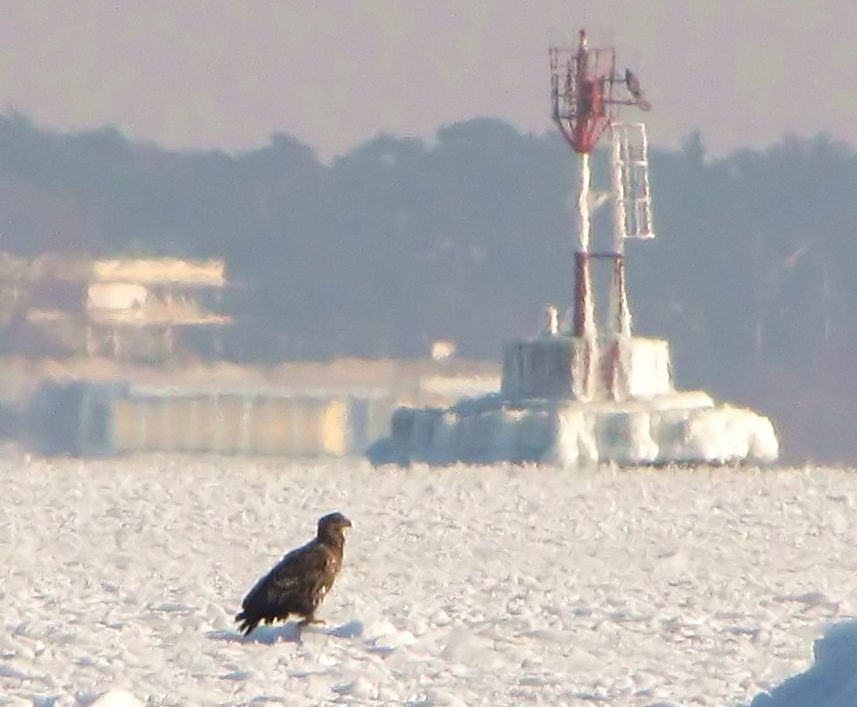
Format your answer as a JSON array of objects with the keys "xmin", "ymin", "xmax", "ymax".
[{"xmin": 549, "ymin": 29, "xmax": 653, "ymax": 399}]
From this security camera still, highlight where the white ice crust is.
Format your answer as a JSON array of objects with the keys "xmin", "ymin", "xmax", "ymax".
[
  {"xmin": 2, "ymin": 457, "xmax": 854, "ymax": 705},
  {"xmin": 370, "ymin": 392, "xmax": 779, "ymax": 467}
]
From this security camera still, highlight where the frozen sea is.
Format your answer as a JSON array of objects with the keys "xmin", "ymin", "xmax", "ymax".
[{"xmin": 2, "ymin": 455, "xmax": 857, "ymax": 706}]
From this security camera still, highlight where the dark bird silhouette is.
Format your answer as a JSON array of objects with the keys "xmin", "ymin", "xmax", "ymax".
[
  {"xmin": 235, "ymin": 512, "xmax": 352, "ymax": 637},
  {"xmin": 625, "ymin": 68, "xmax": 652, "ymax": 110},
  {"xmin": 625, "ymin": 68, "xmax": 642, "ymax": 99}
]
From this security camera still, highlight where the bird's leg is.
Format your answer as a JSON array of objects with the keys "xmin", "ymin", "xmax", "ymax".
[{"xmin": 298, "ymin": 613, "xmax": 326, "ymax": 627}]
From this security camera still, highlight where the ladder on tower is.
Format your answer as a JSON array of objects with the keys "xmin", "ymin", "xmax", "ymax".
[{"xmin": 610, "ymin": 122, "xmax": 655, "ymax": 240}]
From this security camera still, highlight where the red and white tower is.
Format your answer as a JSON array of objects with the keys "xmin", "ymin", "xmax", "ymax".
[
  {"xmin": 368, "ymin": 26, "xmax": 781, "ymax": 469},
  {"xmin": 549, "ymin": 29, "xmax": 653, "ymax": 400}
]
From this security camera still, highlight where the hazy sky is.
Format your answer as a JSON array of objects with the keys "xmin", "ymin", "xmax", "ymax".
[{"xmin": 1, "ymin": 1, "xmax": 854, "ymax": 160}]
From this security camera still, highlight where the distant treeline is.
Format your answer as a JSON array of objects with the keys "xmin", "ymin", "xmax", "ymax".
[{"xmin": 0, "ymin": 112, "xmax": 854, "ymax": 464}]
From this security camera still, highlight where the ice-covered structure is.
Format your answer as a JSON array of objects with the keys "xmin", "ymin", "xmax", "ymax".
[
  {"xmin": 366, "ymin": 329, "xmax": 779, "ymax": 467},
  {"xmin": 366, "ymin": 29, "xmax": 779, "ymax": 468}
]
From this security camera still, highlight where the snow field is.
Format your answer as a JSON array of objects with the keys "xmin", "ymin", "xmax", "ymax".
[{"xmin": 1, "ymin": 456, "xmax": 856, "ymax": 705}]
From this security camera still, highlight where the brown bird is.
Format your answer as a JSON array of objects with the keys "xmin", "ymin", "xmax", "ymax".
[
  {"xmin": 624, "ymin": 68, "xmax": 652, "ymax": 111},
  {"xmin": 235, "ymin": 512, "xmax": 352, "ymax": 637},
  {"xmin": 625, "ymin": 68, "xmax": 642, "ymax": 99}
]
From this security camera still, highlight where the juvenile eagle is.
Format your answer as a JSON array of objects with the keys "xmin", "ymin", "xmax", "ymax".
[
  {"xmin": 624, "ymin": 68, "xmax": 652, "ymax": 111},
  {"xmin": 625, "ymin": 68, "xmax": 642, "ymax": 99},
  {"xmin": 235, "ymin": 512, "xmax": 352, "ymax": 636}
]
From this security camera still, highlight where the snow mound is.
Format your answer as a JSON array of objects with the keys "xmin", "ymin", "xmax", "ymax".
[
  {"xmin": 750, "ymin": 620, "xmax": 857, "ymax": 706},
  {"xmin": 90, "ymin": 690, "xmax": 145, "ymax": 707}
]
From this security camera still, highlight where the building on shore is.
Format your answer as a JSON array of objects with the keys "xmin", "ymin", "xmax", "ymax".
[{"xmin": 0, "ymin": 252, "xmax": 231, "ymax": 361}]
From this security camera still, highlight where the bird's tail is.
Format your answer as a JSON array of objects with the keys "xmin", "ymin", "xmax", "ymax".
[{"xmin": 234, "ymin": 610, "xmax": 260, "ymax": 637}]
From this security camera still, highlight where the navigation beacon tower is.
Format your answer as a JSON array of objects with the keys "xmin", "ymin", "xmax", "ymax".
[
  {"xmin": 547, "ymin": 28, "xmax": 654, "ymax": 401},
  {"xmin": 365, "ymin": 27, "xmax": 779, "ymax": 468}
]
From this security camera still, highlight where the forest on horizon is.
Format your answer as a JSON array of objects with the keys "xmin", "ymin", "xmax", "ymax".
[{"xmin": 0, "ymin": 112, "xmax": 854, "ymax": 465}]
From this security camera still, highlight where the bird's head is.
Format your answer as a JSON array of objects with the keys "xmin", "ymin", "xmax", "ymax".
[{"xmin": 317, "ymin": 512, "xmax": 352, "ymax": 544}]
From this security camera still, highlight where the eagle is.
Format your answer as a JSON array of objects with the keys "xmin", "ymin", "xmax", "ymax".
[
  {"xmin": 625, "ymin": 68, "xmax": 642, "ymax": 99},
  {"xmin": 235, "ymin": 512, "xmax": 352, "ymax": 636},
  {"xmin": 624, "ymin": 68, "xmax": 652, "ymax": 111}
]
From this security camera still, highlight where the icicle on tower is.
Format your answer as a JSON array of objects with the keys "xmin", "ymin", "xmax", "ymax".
[{"xmin": 366, "ymin": 28, "xmax": 779, "ymax": 468}]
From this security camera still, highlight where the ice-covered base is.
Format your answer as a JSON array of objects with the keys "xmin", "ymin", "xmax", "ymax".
[{"xmin": 366, "ymin": 390, "xmax": 779, "ymax": 467}]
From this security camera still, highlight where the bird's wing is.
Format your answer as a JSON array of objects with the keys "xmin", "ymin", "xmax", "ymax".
[{"xmin": 241, "ymin": 540, "xmax": 332, "ymax": 610}]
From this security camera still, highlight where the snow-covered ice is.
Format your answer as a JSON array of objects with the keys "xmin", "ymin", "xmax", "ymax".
[{"xmin": 1, "ymin": 455, "xmax": 856, "ymax": 705}]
